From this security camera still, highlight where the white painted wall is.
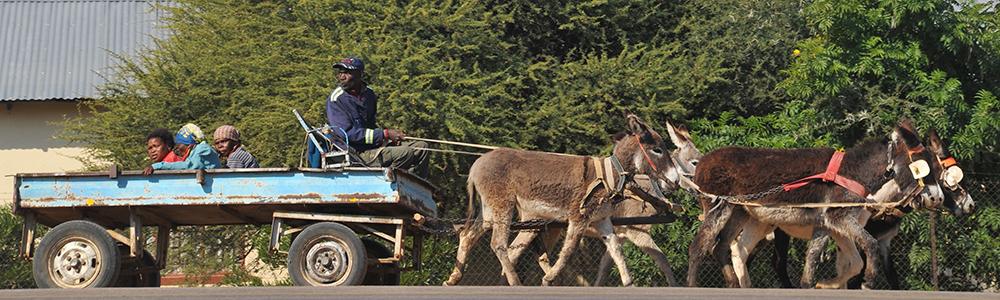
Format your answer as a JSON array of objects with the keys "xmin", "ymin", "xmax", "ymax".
[{"xmin": 0, "ymin": 101, "xmax": 90, "ymax": 206}]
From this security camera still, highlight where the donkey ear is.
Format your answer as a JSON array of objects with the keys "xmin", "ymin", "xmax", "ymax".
[
  {"xmin": 676, "ymin": 123, "xmax": 692, "ymax": 139},
  {"xmin": 926, "ymin": 129, "xmax": 946, "ymax": 157},
  {"xmin": 611, "ymin": 131, "xmax": 628, "ymax": 143},
  {"xmin": 665, "ymin": 120, "xmax": 687, "ymax": 147},
  {"xmin": 894, "ymin": 119, "xmax": 921, "ymax": 148},
  {"xmin": 626, "ymin": 114, "xmax": 648, "ymax": 135}
]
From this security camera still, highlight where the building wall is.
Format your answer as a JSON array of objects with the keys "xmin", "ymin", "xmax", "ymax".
[{"xmin": 1, "ymin": 101, "xmax": 90, "ymax": 206}]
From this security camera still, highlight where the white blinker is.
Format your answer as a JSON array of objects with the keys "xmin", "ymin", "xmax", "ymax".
[
  {"xmin": 944, "ymin": 166, "xmax": 964, "ymax": 187},
  {"xmin": 908, "ymin": 160, "xmax": 930, "ymax": 180}
]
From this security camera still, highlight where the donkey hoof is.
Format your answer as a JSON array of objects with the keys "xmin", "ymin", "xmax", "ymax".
[
  {"xmin": 541, "ymin": 277, "xmax": 554, "ymax": 286},
  {"xmin": 814, "ymin": 281, "xmax": 842, "ymax": 289},
  {"xmin": 861, "ymin": 283, "xmax": 874, "ymax": 290}
]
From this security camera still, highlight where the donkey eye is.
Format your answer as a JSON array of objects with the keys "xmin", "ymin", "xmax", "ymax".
[
  {"xmin": 690, "ymin": 160, "xmax": 699, "ymax": 166},
  {"xmin": 650, "ymin": 148, "xmax": 663, "ymax": 155}
]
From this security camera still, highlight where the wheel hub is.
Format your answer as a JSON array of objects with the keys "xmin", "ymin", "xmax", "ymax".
[
  {"xmin": 50, "ymin": 240, "xmax": 100, "ymax": 287},
  {"xmin": 305, "ymin": 240, "xmax": 349, "ymax": 284}
]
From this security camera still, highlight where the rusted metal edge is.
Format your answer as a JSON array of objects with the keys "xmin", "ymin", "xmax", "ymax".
[
  {"xmin": 13, "ymin": 168, "xmax": 290, "ymax": 178},
  {"xmin": 18, "ymin": 195, "xmax": 395, "ymax": 208},
  {"xmin": 272, "ymin": 211, "xmax": 405, "ymax": 225},
  {"xmin": 389, "ymin": 168, "xmax": 440, "ymax": 193},
  {"xmin": 12, "ymin": 178, "xmax": 22, "ymax": 215},
  {"xmin": 13, "ymin": 167, "xmax": 295, "ymax": 178},
  {"xmin": 14, "ymin": 167, "xmax": 399, "ymax": 178}
]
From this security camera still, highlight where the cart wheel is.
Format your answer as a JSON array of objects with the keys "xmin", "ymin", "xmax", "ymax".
[
  {"xmin": 288, "ymin": 222, "xmax": 366, "ymax": 286},
  {"xmin": 361, "ymin": 238, "xmax": 400, "ymax": 286},
  {"xmin": 114, "ymin": 245, "xmax": 160, "ymax": 287},
  {"xmin": 33, "ymin": 220, "xmax": 120, "ymax": 288}
]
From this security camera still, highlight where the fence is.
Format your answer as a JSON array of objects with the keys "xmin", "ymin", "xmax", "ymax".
[{"xmin": 405, "ymin": 174, "xmax": 1000, "ymax": 291}]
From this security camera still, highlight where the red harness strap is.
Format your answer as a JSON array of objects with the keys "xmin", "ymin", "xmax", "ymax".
[
  {"xmin": 940, "ymin": 157, "xmax": 957, "ymax": 168},
  {"xmin": 782, "ymin": 151, "xmax": 867, "ymax": 198}
]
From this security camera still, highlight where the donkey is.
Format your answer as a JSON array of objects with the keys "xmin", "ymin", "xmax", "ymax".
[
  {"xmin": 686, "ymin": 120, "xmax": 946, "ymax": 289},
  {"xmin": 444, "ymin": 115, "xmax": 682, "ymax": 286},
  {"xmin": 504, "ymin": 121, "xmax": 701, "ymax": 287},
  {"xmin": 769, "ymin": 128, "xmax": 976, "ymax": 289}
]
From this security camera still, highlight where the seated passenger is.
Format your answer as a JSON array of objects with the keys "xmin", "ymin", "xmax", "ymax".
[
  {"xmin": 212, "ymin": 125, "xmax": 259, "ymax": 168},
  {"xmin": 143, "ymin": 124, "xmax": 221, "ymax": 175},
  {"xmin": 145, "ymin": 128, "xmax": 175, "ymax": 163}
]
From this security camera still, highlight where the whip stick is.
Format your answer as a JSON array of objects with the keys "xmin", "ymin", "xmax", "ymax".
[
  {"xmin": 403, "ymin": 136, "xmax": 499, "ymax": 150},
  {"xmin": 414, "ymin": 147, "xmax": 484, "ymax": 156}
]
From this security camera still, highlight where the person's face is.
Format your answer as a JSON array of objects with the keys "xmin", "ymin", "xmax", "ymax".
[
  {"xmin": 146, "ymin": 138, "xmax": 170, "ymax": 162},
  {"xmin": 173, "ymin": 143, "xmax": 193, "ymax": 158},
  {"xmin": 336, "ymin": 69, "xmax": 362, "ymax": 90},
  {"xmin": 214, "ymin": 139, "xmax": 239, "ymax": 157}
]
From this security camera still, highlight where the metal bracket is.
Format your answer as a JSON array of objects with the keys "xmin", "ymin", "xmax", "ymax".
[
  {"xmin": 269, "ymin": 211, "xmax": 408, "ymax": 263},
  {"xmin": 156, "ymin": 225, "xmax": 170, "ymax": 270},
  {"xmin": 269, "ymin": 217, "xmax": 284, "ymax": 253},
  {"xmin": 129, "ymin": 207, "xmax": 143, "ymax": 258},
  {"xmin": 19, "ymin": 212, "xmax": 36, "ymax": 259},
  {"xmin": 393, "ymin": 224, "xmax": 404, "ymax": 260}
]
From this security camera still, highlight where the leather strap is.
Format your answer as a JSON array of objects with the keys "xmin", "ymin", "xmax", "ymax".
[
  {"xmin": 940, "ymin": 157, "xmax": 957, "ymax": 168},
  {"xmin": 782, "ymin": 151, "xmax": 867, "ymax": 198}
]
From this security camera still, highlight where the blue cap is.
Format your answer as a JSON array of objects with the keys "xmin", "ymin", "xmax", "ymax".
[
  {"xmin": 333, "ymin": 57, "xmax": 364, "ymax": 72},
  {"xmin": 174, "ymin": 123, "xmax": 204, "ymax": 145}
]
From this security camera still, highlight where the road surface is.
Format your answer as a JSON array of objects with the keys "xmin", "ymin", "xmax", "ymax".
[{"xmin": 0, "ymin": 286, "xmax": 997, "ymax": 300}]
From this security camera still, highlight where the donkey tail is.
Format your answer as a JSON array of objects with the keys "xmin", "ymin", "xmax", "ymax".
[{"xmin": 462, "ymin": 176, "xmax": 478, "ymax": 232}]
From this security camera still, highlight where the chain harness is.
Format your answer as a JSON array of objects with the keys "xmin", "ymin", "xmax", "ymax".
[{"xmin": 693, "ymin": 142, "xmax": 935, "ymax": 219}]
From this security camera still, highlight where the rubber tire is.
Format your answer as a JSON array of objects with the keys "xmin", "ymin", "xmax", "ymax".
[
  {"xmin": 114, "ymin": 246, "xmax": 160, "ymax": 287},
  {"xmin": 288, "ymin": 222, "xmax": 367, "ymax": 286},
  {"xmin": 361, "ymin": 238, "xmax": 401, "ymax": 285},
  {"xmin": 33, "ymin": 220, "xmax": 121, "ymax": 288}
]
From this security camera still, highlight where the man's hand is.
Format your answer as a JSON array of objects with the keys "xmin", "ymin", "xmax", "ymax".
[
  {"xmin": 143, "ymin": 165, "xmax": 155, "ymax": 176},
  {"xmin": 384, "ymin": 129, "xmax": 406, "ymax": 145}
]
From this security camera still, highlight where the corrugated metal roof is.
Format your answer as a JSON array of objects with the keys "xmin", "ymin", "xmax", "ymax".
[{"xmin": 0, "ymin": 0, "xmax": 170, "ymax": 101}]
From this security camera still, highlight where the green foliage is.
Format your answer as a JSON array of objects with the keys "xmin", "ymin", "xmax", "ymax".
[
  {"xmin": 780, "ymin": 0, "xmax": 1000, "ymax": 169},
  {"xmin": 47, "ymin": 0, "xmax": 1000, "ymax": 289},
  {"xmin": 690, "ymin": 100, "xmax": 837, "ymax": 151},
  {"xmin": 675, "ymin": 0, "xmax": 810, "ymax": 116},
  {"xmin": 0, "ymin": 208, "xmax": 34, "ymax": 289}
]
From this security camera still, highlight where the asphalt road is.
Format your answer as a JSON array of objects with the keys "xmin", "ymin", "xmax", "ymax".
[{"xmin": 0, "ymin": 286, "xmax": 997, "ymax": 300}]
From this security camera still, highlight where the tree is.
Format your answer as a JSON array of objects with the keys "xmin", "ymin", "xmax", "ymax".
[
  {"xmin": 52, "ymin": 0, "xmax": 999, "ymax": 289},
  {"xmin": 780, "ymin": 0, "xmax": 1000, "ymax": 170}
]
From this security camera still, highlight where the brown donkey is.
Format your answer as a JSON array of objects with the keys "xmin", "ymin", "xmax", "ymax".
[
  {"xmin": 686, "ymin": 120, "xmax": 945, "ymax": 289},
  {"xmin": 444, "ymin": 115, "xmax": 681, "ymax": 286},
  {"xmin": 504, "ymin": 121, "xmax": 701, "ymax": 287}
]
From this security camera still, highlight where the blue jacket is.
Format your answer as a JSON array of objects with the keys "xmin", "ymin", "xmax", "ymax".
[
  {"xmin": 325, "ymin": 86, "xmax": 384, "ymax": 152},
  {"xmin": 151, "ymin": 141, "xmax": 221, "ymax": 170}
]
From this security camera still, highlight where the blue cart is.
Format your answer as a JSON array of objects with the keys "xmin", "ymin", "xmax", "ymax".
[
  {"xmin": 14, "ymin": 167, "xmax": 438, "ymax": 288},
  {"xmin": 14, "ymin": 111, "xmax": 439, "ymax": 288}
]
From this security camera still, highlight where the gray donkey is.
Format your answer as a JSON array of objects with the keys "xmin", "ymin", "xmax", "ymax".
[
  {"xmin": 504, "ymin": 121, "xmax": 701, "ymax": 287},
  {"xmin": 444, "ymin": 115, "xmax": 682, "ymax": 286}
]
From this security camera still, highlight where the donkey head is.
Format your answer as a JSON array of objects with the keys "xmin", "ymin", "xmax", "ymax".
[
  {"xmin": 887, "ymin": 120, "xmax": 945, "ymax": 209},
  {"xmin": 614, "ymin": 115, "xmax": 682, "ymax": 206},
  {"xmin": 666, "ymin": 121, "xmax": 702, "ymax": 177},
  {"xmin": 926, "ymin": 129, "xmax": 975, "ymax": 216}
]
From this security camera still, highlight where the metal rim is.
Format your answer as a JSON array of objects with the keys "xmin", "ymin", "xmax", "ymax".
[
  {"xmin": 48, "ymin": 237, "xmax": 104, "ymax": 288},
  {"xmin": 302, "ymin": 236, "xmax": 352, "ymax": 286}
]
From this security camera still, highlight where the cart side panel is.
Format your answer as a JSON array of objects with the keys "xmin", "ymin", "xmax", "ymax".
[{"xmin": 17, "ymin": 170, "xmax": 395, "ymax": 208}]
